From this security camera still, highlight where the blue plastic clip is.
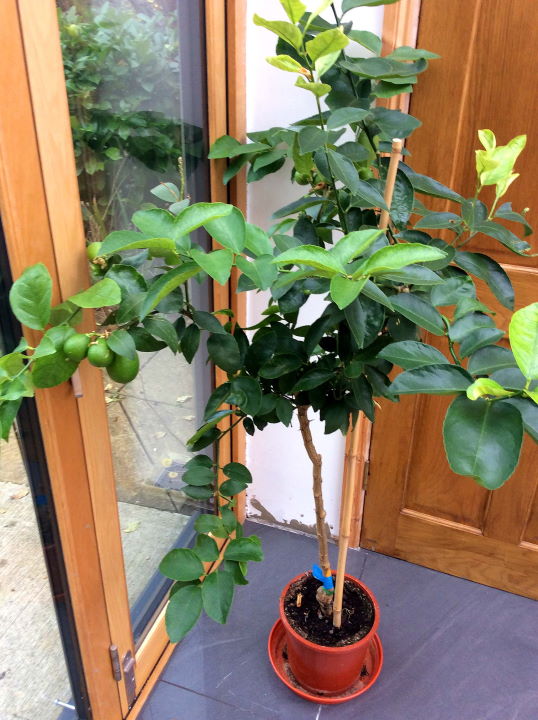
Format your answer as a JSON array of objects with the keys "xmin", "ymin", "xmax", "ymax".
[{"xmin": 312, "ymin": 564, "xmax": 334, "ymax": 591}]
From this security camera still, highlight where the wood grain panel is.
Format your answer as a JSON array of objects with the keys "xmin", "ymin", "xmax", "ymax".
[{"xmin": 363, "ymin": 0, "xmax": 538, "ymax": 600}]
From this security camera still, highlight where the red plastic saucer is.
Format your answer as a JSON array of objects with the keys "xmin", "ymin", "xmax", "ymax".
[{"xmin": 267, "ymin": 618, "xmax": 383, "ymax": 705}]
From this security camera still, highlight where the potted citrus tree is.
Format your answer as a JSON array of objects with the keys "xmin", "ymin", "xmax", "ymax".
[{"xmin": 1, "ymin": 0, "xmax": 537, "ymax": 705}]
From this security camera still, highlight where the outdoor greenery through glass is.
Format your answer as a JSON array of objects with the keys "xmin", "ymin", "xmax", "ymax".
[{"xmin": 1, "ymin": 0, "xmax": 537, "ymax": 643}]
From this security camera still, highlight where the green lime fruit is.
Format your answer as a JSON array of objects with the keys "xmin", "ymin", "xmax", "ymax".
[
  {"xmin": 106, "ymin": 354, "xmax": 140, "ymax": 384},
  {"xmin": 86, "ymin": 242, "xmax": 103, "ymax": 261},
  {"xmin": 63, "ymin": 333, "xmax": 90, "ymax": 362},
  {"xmin": 87, "ymin": 338, "xmax": 114, "ymax": 367},
  {"xmin": 293, "ymin": 172, "xmax": 311, "ymax": 185}
]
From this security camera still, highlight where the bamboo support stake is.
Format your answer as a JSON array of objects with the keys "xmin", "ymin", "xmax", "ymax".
[
  {"xmin": 332, "ymin": 138, "xmax": 404, "ymax": 628},
  {"xmin": 298, "ymin": 405, "xmax": 331, "ymax": 579}
]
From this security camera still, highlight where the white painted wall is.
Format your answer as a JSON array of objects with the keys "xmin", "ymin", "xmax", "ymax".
[{"xmin": 244, "ymin": 1, "xmax": 385, "ymax": 535}]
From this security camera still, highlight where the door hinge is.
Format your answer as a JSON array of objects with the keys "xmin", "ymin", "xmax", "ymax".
[{"xmin": 109, "ymin": 645, "xmax": 136, "ymax": 706}]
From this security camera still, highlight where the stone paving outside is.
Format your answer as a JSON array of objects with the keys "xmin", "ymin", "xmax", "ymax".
[{"xmin": 0, "ymin": 348, "xmax": 202, "ymax": 720}]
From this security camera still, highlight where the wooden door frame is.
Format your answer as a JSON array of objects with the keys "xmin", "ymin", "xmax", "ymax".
[{"xmin": 0, "ymin": 1, "xmax": 247, "ymax": 718}]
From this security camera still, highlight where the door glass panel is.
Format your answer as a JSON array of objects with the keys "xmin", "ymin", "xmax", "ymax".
[
  {"xmin": 0, "ymin": 426, "xmax": 73, "ymax": 719},
  {"xmin": 57, "ymin": 0, "xmax": 212, "ymax": 643}
]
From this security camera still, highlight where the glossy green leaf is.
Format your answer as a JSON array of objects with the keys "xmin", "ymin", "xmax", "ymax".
[
  {"xmin": 344, "ymin": 297, "xmax": 366, "ymax": 347},
  {"xmin": 190, "ymin": 248, "xmax": 233, "ymax": 285},
  {"xmin": 236, "ymin": 255, "xmax": 278, "ymax": 290},
  {"xmin": 388, "ymin": 45, "xmax": 440, "ymax": 60},
  {"xmin": 208, "ymin": 135, "xmax": 268, "ymax": 159},
  {"xmin": 202, "ymin": 570, "xmax": 235, "ymax": 624},
  {"xmin": 353, "ymin": 244, "xmax": 446, "ymax": 279},
  {"xmin": 253, "ymin": 15, "xmax": 303, "ymax": 50},
  {"xmin": 495, "ymin": 202, "xmax": 532, "ymax": 236},
  {"xmin": 70, "ymin": 278, "xmax": 121, "ymax": 309},
  {"xmin": 180, "ymin": 324, "xmax": 200, "ymax": 363},
  {"xmin": 259, "ymin": 354, "xmax": 302, "ymax": 379},
  {"xmin": 279, "ymin": 0, "xmax": 306, "ymax": 23},
  {"xmin": 245, "ymin": 224, "xmax": 273, "ymax": 257},
  {"xmin": 194, "ymin": 534, "xmax": 219, "ymax": 563},
  {"xmin": 106, "ymin": 265, "xmax": 147, "ymax": 298},
  {"xmin": 100, "ymin": 230, "xmax": 175, "ymax": 257},
  {"xmin": 347, "ymin": 29, "xmax": 381, "ymax": 54},
  {"xmin": 273, "ymin": 245, "xmax": 344, "ymax": 275},
  {"xmin": 194, "ymin": 514, "xmax": 228, "ymax": 539},
  {"xmin": 390, "ymin": 170, "xmax": 414, "ymax": 227},
  {"xmin": 150, "ymin": 182, "xmax": 180, "ymax": 203},
  {"xmin": 266, "ymin": 55, "xmax": 304, "ymax": 73},
  {"xmin": 473, "ymin": 221, "xmax": 531, "ymax": 256},
  {"xmin": 371, "ymin": 107, "xmax": 421, "ymax": 138},
  {"xmin": 9, "ymin": 264, "xmax": 52, "ymax": 330},
  {"xmin": 0, "ymin": 399, "xmax": 22, "ymax": 441},
  {"xmin": 140, "ymin": 263, "xmax": 200, "ymax": 318},
  {"xmin": 467, "ymin": 345, "xmax": 515, "ymax": 376},
  {"xmin": 459, "ymin": 328, "xmax": 505, "ymax": 358},
  {"xmin": 504, "ymin": 397, "xmax": 538, "ymax": 442},
  {"xmin": 106, "ymin": 330, "xmax": 137, "ymax": 360},
  {"xmin": 295, "ymin": 76, "xmax": 331, "ymax": 96},
  {"xmin": 326, "ymin": 107, "xmax": 370, "ymax": 130},
  {"xmin": 391, "ymin": 364, "xmax": 472, "ymax": 395},
  {"xmin": 207, "ymin": 333, "xmax": 242, "ymax": 373},
  {"xmin": 361, "ymin": 280, "xmax": 394, "ymax": 310},
  {"xmin": 292, "ymin": 368, "xmax": 333, "ymax": 392},
  {"xmin": 330, "ymin": 275, "xmax": 366, "ymax": 310},
  {"xmin": 389, "ymin": 294, "xmax": 446, "ymax": 336},
  {"xmin": 379, "ymin": 265, "xmax": 442, "ymax": 286},
  {"xmin": 509, "ymin": 302, "xmax": 538, "ymax": 379},
  {"xmin": 306, "ymin": 28, "xmax": 349, "ymax": 62},
  {"xmin": 204, "ymin": 207, "xmax": 246, "ymax": 254},
  {"xmin": 330, "ymin": 229, "xmax": 383, "ymax": 265},
  {"xmin": 430, "ymin": 273, "xmax": 475, "ymax": 307},
  {"xmin": 401, "ymin": 168, "xmax": 463, "ymax": 203},
  {"xmin": 454, "ymin": 251, "xmax": 514, "ymax": 310},
  {"xmin": 165, "ymin": 585, "xmax": 202, "ymax": 643},
  {"xmin": 159, "ymin": 548, "xmax": 204, "ymax": 582},
  {"xmin": 443, "ymin": 396, "xmax": 523, "ymax": 489},
  {"xmin": 415, "ymin": 212, "xmax": 463, "ymax": 231},
  {"xmin": 224, "ymin": 536, "xmax": 264, "ymax": 562},
  {"xmin": 378, "ymin": 341, "xmax": 447, "ymax": 370},
  {"xmin": 32, "ymin": 350, "xmax": 78, "ymax": 389},
  {"xmin": 143, "ymin": 316, "xmax": 179, "ymax": 353},
  {"xmin": 327, "ymin": 149, "xmax": 388, "ymax": 209}
]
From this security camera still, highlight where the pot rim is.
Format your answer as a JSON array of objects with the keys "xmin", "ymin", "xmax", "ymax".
[{"xmin": 279, "ymin": 570, "xmax": 380, "ymax": 653}]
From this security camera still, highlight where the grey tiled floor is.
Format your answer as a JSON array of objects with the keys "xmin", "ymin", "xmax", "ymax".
[{"xmin": 139, "ymin": 521, "xmax": 538, "ymax": 720}]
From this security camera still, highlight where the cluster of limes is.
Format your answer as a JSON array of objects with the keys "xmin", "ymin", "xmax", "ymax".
[{"xmin": 63, "ymin": 333, "xmax": 140, "ymax": 384}]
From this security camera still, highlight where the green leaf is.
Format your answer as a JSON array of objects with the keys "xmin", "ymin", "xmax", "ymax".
[
  {"xmin": 48, "ymin": 301, "xmax": 83, "ymax": 327},
  {"xmin": 466, "ymin": 378, "xmax": 514, "ymax": 400},
  {"xmin": 0, "ymin": 399, "xmax": 22, "ymax": 441},
  {"xmin": 224, "ymin": 536, "xmax": 264, "ymax": 562},
  {"xmin": 180, "ymin": 324, "xmax": 200, "ymax": 363},
  {"xmin": 495, "ymin": 202, "xmax": 532, "ymax": 237},
  {"xmin": 9, "ymin": 264, "xmax": 52, "ymax": 330},
  {"xmin": 344, "ymin": 297, "xmax": 366, "ymax": 346},
  {"xmin": 279, "ymin": 0, "xmax": 306, "ymax": 23},
  {"xmin": 194, "ymin": 514, "xmax": 228, "ymax": 539},
  {"xmin": 207, "ymin": 333, "xmax": 242, "ymax": 373},
  {"xmin": 272, "ymin": 196, "xmax": 325, "ymax": 219},
  {"xmin": 106, "ymin": 265, "xmax": 147, "ymax": 298},
  {"xmin": 143, "ymin": 317, "xmax": 179, "ymax": 353},
  {"xmin": 182, "ymin": 465, "xmax": 215, "ymax": 487},
  {"xmin": 245, "ymin": 224, "xmax": 273, "ymax": 257},
  {"xmin": 159, "ymin": 548, "xmax": 204, "ymax": 582},
  {"xmin": 70, "ymin": 278, "xmax": 121, "ymax": 309},
  {"xmin": 371, "ymin": 107, "xmax": 421, "ymax": 139},
  {"xmin": 391, "ymin": 364, "xmax": 473, "ymax": 395},
  {"xmin": 194, "ymin": 534, "xmax": 219, "ymax": 563},
  {"xmin": 327, "ymin": 149, "xmax": 388, "ymax": 209},
  {"xmin": 273, "ymin": 245, "xmax": 344, "ymax": 275},
  {"xmin": 401, "ymin": 167, "xmax": 463, "ymax": 203},
  {"xmin": 353, "ymin": 244, "xmax": 446, "ymax": 278},
  {"xmin": 140, "ymin": 263, "xmax": 200, "ymax": 319},
  {"xmin": 388, "ymin": 46, "xmax": 440, "ymax": 61},
  {"xmin": 266, "ymin": 54, "xmax": 304, "ymax": 73},
  {"xmin": 473, "ymin": 221, "xmax": 531, "ymax": 256},
  {"xmin": 378, "ymin": 341, "xmax": 447, "ymax": 370},
  {"xmin": 504, "ymin": 397, "xmax": 538, "ymax": 443},
  {"xmin": 32, "ymin": 350, "xmax": 77, "ymax": 389},
  {"xmin": 229, "ymin": 376, "xmax": 262, "ymax": 415},
  {"xmin": 165, "ymin": 585, "xmax": 202, "ymax": 643},
  {"xmin": 295, "ymin": 76, "xmax": 331, "ymax": 96},
  {"xmin": 430, "ymin": 273, "xmax": 475, "ymax": 307},
  {"xmin": 201, "ymin": 570, "xmax": 235, "ymax": 624},
  {"xmin": 390, "ymin": 170, "xmax": 414, "ymax": 227},
  {"xmin": 191, "ymin": 248, "xmax": 233, "ymax": 285},
  {"xmin": 306, "ymin": 28, "xmax": 349, "ymax": 62},
  {"xmin": 330, "ymin": 229, "xmax": 383, "ymax": 265},
  {"xmin": 236, "ymin": 255, "xmax": 278, "ymax": 291},
  {"xmin": 449, "ymin": 312, "xmax": 495, "ymax": 342},
  {"xmin": 327, "ymin": 107, "xmax": 370, "ymax": 130},
  {"xmin": 106, "ymin": 330, "xmax": 137, "ymax": 360},
  {"xmin": 150, "ymin": 182, "xmax": 180, "ymax": 203},
  {"xmin": 343, "ymin": 0, "xmax": 399, "ymax": 9},
  {"xmin": 259, "ymin": 354, "xmax": 302, "ymax": 379},
  {"xmin": 379, "ymin": 265, "xmax": 442, "ymax": 286},
  {"xmin": 193, "ymin": 310, "xmax": 226, "ymax": 335},
  {"xmin": 459, "ymin": 328, "xmax": 505, "ymax": 358},
  {"xmin": 275, "ymin": 396, "xmax": 294, "ymax": 425},
  {"xmin": 389, "ymin": 293, "xmax": 445, "ymax": 336},
  {"xmin": 100, "ymin": 231, "xmax": 175, "ymax": 258},
  {"xmin": 253, "ymin": 15, "xmax": 303, "ymax": 50},
  {"xmin": 361, "ymin": 280, "xmax": 394, "ymax": 310},
  {"xmin": 292, "ymin": 368, "xmax": 333, "ymax": 392},
  {"xmin": 32, "ymin": 336, "xmax": 57, "ymax": 359},
  {"xmin": 224, "ymin": 462, "xmax": 252, "ymax": 485},
  {"xmin": 443, "ymin": 396, "xmax": 523, "ymax": 489},
  {"xmin": 415, "ymin": 212, "xmax": 463, "ymax": 231},
  {"xmin": 204, "ymin": 207, "xmax": 246, "ymax": 253},
  {"xmin": 347, "ymin": 29, "xmax": 381, "ymax": 55},
  {"xmin": 298, "ymin": 126, "xmax": 328, "ymax": 154},
  {"xmin": 467, "ymin": 345, "xmax": 516, "ymax": 376},
  {"xmin": 208, "ymin": 135, "xmax": 268, "ymax": 159},
  {"xmin": 454, "ymin": 251, "xmax": 514, "ymax": 310},
  {"xmin": 509, "ymin": 302, "xmax": 538, "ymax": 379},
  {"xmin": 330, "ymin": 275, "xmax": 366, "ymax": 310}
]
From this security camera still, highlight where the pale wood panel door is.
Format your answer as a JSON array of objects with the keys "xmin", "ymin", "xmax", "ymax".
[{"xmin": 361, "ymin": 0, "xmax": 538, "ymax": 599}]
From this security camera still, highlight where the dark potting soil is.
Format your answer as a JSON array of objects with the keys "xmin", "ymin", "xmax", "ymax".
[{"xmin": 283, "ymin": 573, "xmax": 374, "ymax": 647}]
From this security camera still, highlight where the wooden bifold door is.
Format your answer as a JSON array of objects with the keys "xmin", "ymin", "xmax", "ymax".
[{"xmin": 362, "ymin": 0, "xmax": 538, "ymax": 600}]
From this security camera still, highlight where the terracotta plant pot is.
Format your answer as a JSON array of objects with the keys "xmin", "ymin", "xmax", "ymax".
[{"xmin": 278, "ymin": 572, "xmax": 380, "ymax": 697}]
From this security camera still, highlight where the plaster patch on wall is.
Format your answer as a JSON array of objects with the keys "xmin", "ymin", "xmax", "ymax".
[{"xmin": 249, "ymin": 497, "xmax": 336, "ymax": 541}]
